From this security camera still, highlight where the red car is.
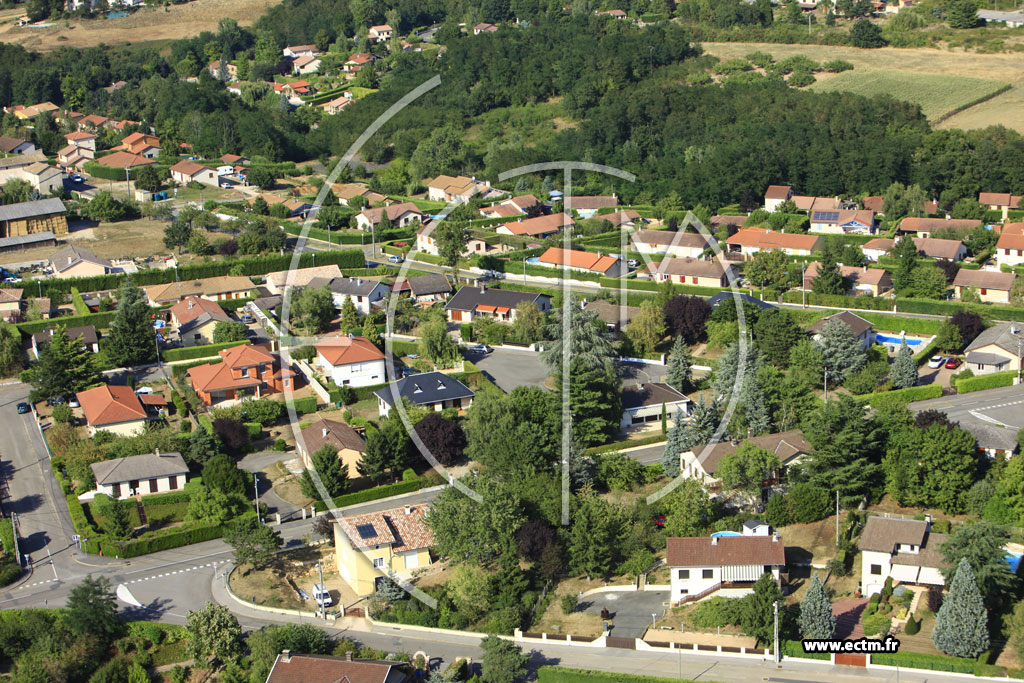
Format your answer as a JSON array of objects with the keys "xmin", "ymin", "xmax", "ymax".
[
  {"xmin": 652, "ymin": 515, "xmax": 666, "ymax": 529},
  {"xmin": 945, "ymin": 358, "xmax": 962, "ymax": 369}
]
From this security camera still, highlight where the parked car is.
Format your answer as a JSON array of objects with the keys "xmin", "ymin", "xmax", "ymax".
[
  {"xmin": 312, "ymin": 584, "xmax": 333, "ymax": 607},
  {"xmin": 134, "ymin": 387, "xmax": 154, "ymax": 394},
  {"xmin": 927, "ymin": 356, "xmax": 946, "ymax": 369},
  {"xmin": 16, "ymin": 402, "xmax": 30, "ymax": 414},
  {"xmin": 945, "ymin": 357, "xmax": 963, "ymax": 369},
  {"xmin": 652, "ymin": 515, "xmax": 666, "ymax": 529},
  {"xmin": 3, "ymin": 277, "xmax": 22, "ymax": 284},
  {"xmin": 627, "ymin": 259, "xmax": 639, "ymax": 269},
  {"xmin": 240, "ymin": 314, "xmax": 255, "ymax": 324},
  {"xmin": 70, "ymin": 173, "xmax": 84, "ymax": 183},
  {"xmin": 68, "ymin": 398, "xmax": 80, "ymax": 408},
  {"xmin": 402, "ymin": 367, "xmax": 420, "ymax": 377},
  {"xmin": 469, "ymin": 344, "xmax": 493, "ymax": 354},
  {"xmin": 387, "ymin": 254, "xmax": 404, "ymax": 264}
]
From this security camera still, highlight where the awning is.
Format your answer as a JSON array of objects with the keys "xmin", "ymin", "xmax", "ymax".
[
  {"xmin": 495, "ymin": 306, "xmax": 511, "ymax": 314},
  {"xmin": 890, "ymin": 564, "xmax": 920, "ymax": 583},
  {"xmin": 476, "ymin": 304, "xmax": 497, "ymax": 313}
]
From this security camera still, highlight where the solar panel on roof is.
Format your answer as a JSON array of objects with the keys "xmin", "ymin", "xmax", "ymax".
[
  {"xmin": 812, "ymin": 211, "xmax": 839, "ymax": 222},
  {"xmin": 356, "ymin": 523, "xmax": 377, "ymax": 539}
]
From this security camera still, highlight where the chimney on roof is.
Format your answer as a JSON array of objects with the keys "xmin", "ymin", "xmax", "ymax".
[
  {"xmin": 344, "ymin": 652, "xmax": 353, "ymax": 662},
  {"xmin": 480, "ymin": 284, "xmax": 486, "ymax": 294},
  {"xmin": 404, "ymin": 505, "xmax": 413, "ymax": 515},
  {"xmin": 772, "ymin": 534, "xmax": 779, "ymax": 543},
  {"xmin": 281, "ymin": 650, "xmax": 291, "ymax": 663},
  {"xmin": 711, "ymin": 536, "xmax": 718, "ymax": 546},
  {"xmin": 322, "ymin": 427, "xmax": 328, "ymax": 438}
]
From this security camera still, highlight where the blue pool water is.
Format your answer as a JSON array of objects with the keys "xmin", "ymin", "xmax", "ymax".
[
  {"xmin": 876, "ymin": 334, "xmax": 924, "ymax": 346},
  {"xmin": 1007, "ymin": 553, "xmax": 1022, "ymax": 573},
  {"xmin": 107, "ymin": 10, "xmax": 128, "ymax": 17},
  {"xmin": 711, "ymin": 531, "xmax": 743, "ymax": 538},
  {"xmin": 526, "ymin": 257, "xmax": 541, "ymax": 265}
]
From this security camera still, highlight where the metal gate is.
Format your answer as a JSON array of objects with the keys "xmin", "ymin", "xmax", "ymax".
[
  {"xmin": 605, "ymin": 637, "xmax": 636, "ymax": 650},
  {"xmin": 836, "ymin": 653, "xmax": 866, "ymax": 667}
]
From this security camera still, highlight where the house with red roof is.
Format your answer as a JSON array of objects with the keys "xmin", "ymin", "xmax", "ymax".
[
  {"xmin": 117, "ymin": 132, "xmax": 161, "ymax": 158},
  {"xmin": 344, "ymin": 53, "xmax": 375, "ymax": 73},
  {"xmin": 368, "ymin": 24, "xmax": 394, "ymax": 43},
  {"xmin": 334, "ymin": 504, "xmax": 434, "ymax": 596},
  {"xmin": 266, "ymin": 651, "xmax": 408, "ymax": 683},
  {"xmin": 725, "ymin": 227, "xmax": 823, "ymax": 259},
  {"xmin": 170, "ymin": 296, "xmax": 231, "ymax": 346},
  {"xmin": 188, "ymin": 344, "xmax": 298, "ymax": 405},
  {"xmin": 76, "ymin": 384, "xmax": 154, "ymax": 436},
  {"xmin": 979, "ymin": 191, "xmax": 1023, "ymax": 220},
  {"xmin": 495, "ymin": 212, "xmax": 573, "ymax": 238},
  {"xmin": 667, "ymin": 533, "xmax": 786, "ymax": 606},
  {"xmin": 313, "ymin": 336, "xmax": 386, "ymax": 388},
  {"xmin": 997, "ymin": 230, "xmax": 1024, "ymax": 268},
  {"xmin": 536, "ymin": 247, "xmax": 625, "ymax": 278},
  {"xmin": 763, "ymin": 184, "xmax": 793, "ymax": 212}
]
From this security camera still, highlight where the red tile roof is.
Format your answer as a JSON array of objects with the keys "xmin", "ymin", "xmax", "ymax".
[
  {"xmin": 666, "ymin": 535, "xmax": 786, "ymax": 568},
  {"xmin": 726, "ymin": 227, "xmax": 821, "ymax": 251},
  {"xmin": 76, "ymin": 384, "xmax": 147, "ymax": 427},
  {"xmin": 764, "ymin": 185, "xmax": 792, "ymax": 200},
  {"xmin": 337, "ymin": 504, "xmax": 434, "ymax": 553},
  {"xmin": 537, "ymin": 247, "xmax": 618, "ymax": 273},
  {"xmin": 953, "ymin": 269, "xmax": 1016, "ymax": 291},
  {"xmin": 499, "ymin": 212, "xmax": 572, "ymax": 236},
  {"xmin": 314, "ymin": 336, "xmax": 385, "ymax": 366},
  {"xmin": 997, "ymin": 232, "xmax": 1024, "ymax": 251},
  {"xmin": 979, "ymin": 192, "xmax": 1023, "ymax": 207},
  {"xmin": 267, "ymin": 654, "xmax": 404, "ymax": 683},
  {"xmin": 169, "ymin": 160, "xmax": 213, "ymax": 177},
  {"xmin": 170, "ymin": 296, "xmax": 230, "ymax": 326},
  {"xmin": 96, "ymin": 151, "xmax": 156, "ymax": 168},
  {"xmin": 188, "ymin": 344, "xmax": 279, "ymax": 393},
  {"xmin": 899, "ymin": 217, "xmax": 981, "ymax": 233}
]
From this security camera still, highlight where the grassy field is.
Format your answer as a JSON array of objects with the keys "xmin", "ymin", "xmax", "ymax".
[
  {"xmin": 810, "ymin": 70, "xmax": 1008, "ymax": 120},
  {"xmin": 0, "ymin": 0, "xmax": 278, "ymax": 52},
  {"xmin": 704, "ymin": 42, "xmax": 1024, "ymax": 132}
]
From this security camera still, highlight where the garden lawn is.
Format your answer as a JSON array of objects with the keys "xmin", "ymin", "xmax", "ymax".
[{"xmin": 777, "ymin": 516, "xmax": 838, "ymax": 565}]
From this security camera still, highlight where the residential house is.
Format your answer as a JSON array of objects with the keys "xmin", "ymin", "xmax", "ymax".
[
  {"xmin": 979, "ymin": 9, "xmax": 1024, "ymax": 26},
  {"xmin": 353, "ymin": 202, "xmax": 423, "ymax": 230},
  {"xmin": 860, "ymin": 516, "xmax": 948, "ymax": 597},
  {"xmin": 297, "ymin": 418, "xmax": 366, "ymax": 474},
  {"xmin": 308, "ymin": 276, "xmax": 390, "ymax": 315},
  {"xmin": 679, "ymin": 430, "xmax": 812, "ymax": 488},
  {"xmin": 343, "ymin": 53, "xmax": 375, "ymax": 73},
  {"xmin": 264, "ymin": 196, "xmax": 313, "ymax": 218},
  {"xmin": 322, "ymin": 94, "xmax": 354, "ymax": 115},
  {"xmin": 808, "ymin": 208, "xmax": 876, "ymax": 235},
  {"xmin": 621, "ymin": 382, "xmax": 690, "ymax": 432},
  {"xmin": 283, "ymin": 44, "xmax": 320, "ymax": 58},
  {"xmin": 314, "ymin": 335, "xmax": 386, "ymax": 388},
  {"xmin": 536, "ymin": 247, "xmax": 626, "ymax": 278},
  {"xmin": 979, "ymin": 191, "xmax": 1023, "ymax": 218},
  {"xmin": 266, "ymin": 652, "xmax": 408, "ymax": 683},
  {"xmin": 631, "ymin": 230, "xmax": 712, "ymax": 259},
  {"xmin": 964, "ymin": 321, "xmax": 1024, "ymax": 375},
  {"xmin": 220, "ymin": 153, "xmax": 248, "ymax": 166},
  {"xmin": 644, "ymin": 257, "xmax": 737, "ymax": 288},
  {"xmin": 597, "ymin": 8, "xmax": 629, "ymax": 17},
  {"xmin": 188, "ymin": 344, "xmax": 297, "ymax": 406},
  {"xmin": 0, "ymin": 288, "xmax": 21, "ymax": 322},
  {"xmin": 725, "ymin": 228, "xmax": 823, "ymax": 259},
  {"xmin": 264, "ymin": 264, "xmax": 343, "ymax": 296},
  {"xmin": 996, "ymin": 231, "xmax": 1024, "ymax": 268},
  {"xmin": 802, "ymin": 263, "xmax": 892, "ymax": 296},
  {"xmin": 953, "ymin": 269, "xmax": 1015, "ymax": 304},
  {"xmin": 473, "ymin": 22, "xmax": 498, "ymax": 33},
  {"xmin": 792, "ymin": 196, "xmax": 841, "ymax": 213},
  {"xmin": 861, "ymin": 196, "xmax": 938, "ymax": 216},
  {"xmin": 763, "ymin": 185, "xmax": 793, "ymax": 212},
  {"xmin": 76, "ymin": 384, "xmax": 153, "ymax": 436},
  {"xmin": 77, "ymin": 114, "xmax": 110, "ymax": 131},
  {"xmin": 583, "ymin": 298, "xmax": 639, "ymax": 336},
  {"xmin": 95, "ymin": 151, "xmax": 156, "ymax": 171},
  {"xmin": 118, "ymin": 132, "xmax": 161, "ymax": 158},
  {"xmin": 806, "ymin": 310, "xmax": 875, "ymax": 348},
  {"xmin": 0, "ymin": 136, "xmax": 36, "ymax": 155},
  {"xmin": 478, "ymin": 194, "xmax": 539, "ymax": 219},
  {"xmin": 170, "ymin": 296, "xmax": 231, "ymax": 347},
  {"xmin": 710, "ymin": 215, "xmax": 748, "ymax": 232},
  {"xmin": 292, "ymin": 54, "xmax": 322, "ymax": 75},
  {"xmin": 495, "ymin": 213, "xmax": 573, "ymax": 239},
  {"xmin": 667, "ymin": 534, "xmax": 786, "ymax": 605},
  {"xmin": 406, "ymin": 273, "xmax": 451, "ymax": 302},
  {"xmin": 333, "ymin": 183, "xmax": 387, "ymax": 206},
  {"xmin": 0, "ymin": 198, "xmax": 68, "ymax": 238},
  {"xmin": 31, "ymin": 325, "xmax": 99, "ymax": 359},
  {"xmin": 144, "ymin": 276, "xmax": 253, "ymax": 305},
  {"xmin": 861, "ymin": 237, "xmax": 966, "ymax": 263},
  {"xmin": 86, "ymin": 451, "xmax": 189, "ymax": 500},
  {"xmin": 426, "ymin": 175, "xmax": 499, "ymax": 203},
  {"xmin": 374, "ymin": 372, "xmax": 474, "ymax": 417},
  {"xmin": 601, "ymin": 210, "xmax": 643, "ymax": 229},
  {"xmin": 898, "ymin": 217, "xmax": 982, "ymax": 238},
  {"xmin": 8, "ymin": 102, "xmax": 59, "ymax": 120},
  {"xmin": 102, "ymin": 81, "xmax": 127, "ymax": 95},
  {"xmin": 416, "ymin": 229, "xmax": 508, "ymax": 259},
  {"xmin": 368, "ymin": 24, "xmax": 394, "ymax": 43},
  {"xmin": 169, "ymin": 160, "xmax": 220, "ymax": 188},
  {"xmin": 64, "ymin": 131, "xmax": 97, "ymax": 151},
  {"xmin": 334, "ymin": 504, "xmax": 434, "ymax": 597},
  {"xmin": 49, "ymin": 244, "xmax": 112, "ymax": 279},
  {"xmin": 564, "ymin": 195, "xmax": 617, "ymax": 219},
  {"xmin": 444, "ymin": 285, "xmax": 551, "ymax": 323},
  {"xmin": 960, "ymin": 422, "xmax": 1019, "ymax": 460},
  {"xmin": 0, "ymin": 161, "xmax": 63, "ymax": 195},
  {"xmin": 0, "ymin": 152, "xmax": 46, "ymax": 176}
]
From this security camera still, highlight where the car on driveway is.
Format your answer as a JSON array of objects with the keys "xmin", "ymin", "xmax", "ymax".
[
  {"xmin": 46, "ymin": 396, "xmax": 65, "ymax": 406},
  {"xmin": 387, "ymin": 254, "xmax": 404, "ymax": 264},
  {"xmin": 469, "ymin": 344, "xmax": 493, "ymax": 354},
  {"xmin": 240, "ymin": 314, "xmax": 255, "ymax": 324},
  {"xmin": 945, "ymin": 357, "xmax": 963, "ymax": 369},
  {"xmin": 927, "ymin": 356, "xmax": 946, "ymax": 369},
  {"xmin": 16, "ymin": 402, "xmax": 30, "ymax": 414},
  {"xmin": 70, "ymin": 173, "xmax": 84, "ymax": 183}
]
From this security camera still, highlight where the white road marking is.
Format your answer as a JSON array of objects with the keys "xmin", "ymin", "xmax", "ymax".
[
  {"xmin": 46, "ymin": 548, "xmax": 57, "ymax": 580},
  {"xmin": 969, "ymin": 410, "xmax": 1014, "ymax": 428},
  {"xmin": 116, "ymin": 583, "xmax": 141, "ymax": 607}
]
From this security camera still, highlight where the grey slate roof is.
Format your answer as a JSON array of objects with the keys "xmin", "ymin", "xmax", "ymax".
[
  {"xmin": 965, "ymin": 351, "xmax": 1012, "ymax": 367},
  {"xmin": 408, "ymin": 273, "xmax": 452, "ymax": 297},
  {"xmin": 960, "ymin": 422, "xmax": 1018, "ymax": 452},
  {"xmin": 621, "ymin": 382, "xmax": 689, "ymax": 409},
  {"xmin": 0, "ymin": 198, "xmax": 66, "ymax": 222},
  {"xmin": 308, "ymin": 276, "xmax": 386, "ymax": 297},
  {"xmin": 0, "ymin": 231, "xmax": 55, "ymax": 249},
  {"xmin": 49, "ymin": 244, "xmax": 110, "ymax": 272},
  {"xmin": 375, "ymin": 371, "xmax": 474, "ymax": 407},
  {"xmin": 31, "ymin": 324, "xmax": 98, "ymax": 347},
  {"xmin": 90, "ymin": 452, "xmax": 188, "ymax": 486},
  {"xmin": 859, "ymin": 516, "xmax": 928, "ymax": 553},
  {"xmin": 965, "ymin": 321, "xmax": 1024, "ymax": 356},
  {"xmin": 444, "ymin": 286, "xmax": 549, "ymax": 312},
  {"xmin": 806, "ymin": 310, "xmax": 874, "ymax": 337}
]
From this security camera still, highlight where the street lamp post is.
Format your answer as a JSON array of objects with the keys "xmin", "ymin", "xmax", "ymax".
[{"xmin": 253, "ymin": 473, "xmax": 260, "ymax": 523}]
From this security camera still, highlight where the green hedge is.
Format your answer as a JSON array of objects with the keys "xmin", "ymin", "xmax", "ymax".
[
  {"xmin": 871, "ymin": 652, "xmax": 976, "ymax": 674},
  {"xmin": 782, "ymin": 291, "xmax": 891, "ymax": 311},
  {"xmin": 16, "ymin": 310, "xmax": 119, "ymax": 336},
  {"xmin": 313, "ymin": 475, "xmax": 441, "ymax": 512},
  {"xmin": 604, "ymin": 277, "xmax": 724, "ymax": 297},
  {"xmin": 217, "ymin": 297, "xmax": 254, "ymax": 310},
  {"xmin": 588, "ymin": 434, "xmax": 666, "ymax": 455},
  {"xmin": 198, "ymin": 414, "xmax": 214, "ymax": 434},
  {"xmin": 386, "ymin": 339, "xmax": 421, "ymax": 357},
  {"xmin": 162, "ymin": 340, "xmax": 247, "ymax": 362},
  {"xmin": 914, "ymin": 337, "xmax": 942, "ymax": 366},
  {"xmin": 956, "ymin": 370, "xmax": 1017, "ymax": 394},
  {"xmin": 245, "ymin": 422, "xmax": 262, "ymax": 440},
  {"xmin": 70, "ymin": 287, "xmax": 90, "ymax": 316},
  {"xmin": 854, "ymin": 384, "xmax": 943, "ymax": 407},
  {"xmin": 897, "ymin": 298, "xmax": 1024, "ymax": 322},
  {"xmin": 537, "ymin": 667, "xmax": 705, "ymax": 683},
  {"xmin": 0, "ymin": 517, "xmax": 14, "ymax": 555},
  {"xmin": 82, "ymin": 159, "xmax": 147, "ymax": 181},
  {"xmin": 139, "ymin": 489, "xmax": 192, "ymax": 506},
  {"xmin": 98, "ymin": 521, "xmax": 231, "ymax": 559},
  {"xmin": 781, "ymin": 640, "xmax": 830, "ymax": 661},
  {"xmin": 287, "ymin": 396, "xmax": 318, "ymax": 415},
  {"xmin": 855, "ymin": 313, "xmax": 942, "ymax": 335}
]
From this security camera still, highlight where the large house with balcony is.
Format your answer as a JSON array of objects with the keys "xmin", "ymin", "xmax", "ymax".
[
  {"xmin": 188, "ymin": 344, "xmax": 297, "ymax": 405},
  {"xmin": 667, "ymin": 534, "xmax": 787, "ymax": 606},
  {"xmin": 313, "ymin": 335, "xmax": 386, "ymax": 388},
  {"xmin": 860, "ymin": 516, "xmax": 948, "ymax": 597}
]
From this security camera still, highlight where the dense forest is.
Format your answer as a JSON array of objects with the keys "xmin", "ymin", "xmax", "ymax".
[{"xmin": 2, "ymin": 4, "xmax": 1024, "ymax": 208}]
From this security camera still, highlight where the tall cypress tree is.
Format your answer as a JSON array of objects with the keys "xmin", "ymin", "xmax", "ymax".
[
  {"xmin": 890, "ymin": 341, "xmax": 918, "ymax": 389},
  {"xmin": 665, "ymin": 335, "xmax": 694, "ymax": 392},
  {"xmin": 799, "ymin": 574, "xmax": 836, "ymax": 639},
  {"xmin": 22, "ymin": 325, "xmax": 98, "ymax": 401},
  {"xmin": 811, "ymin": 240, "xmax": 847, "ymax": 296},
  {"xmin": 106, "ymin": 282, "xmax": 157, "ymax": 368},
  {"xmin": 933, "ymin": 558, "xmax": 989, "ymax": 658}
]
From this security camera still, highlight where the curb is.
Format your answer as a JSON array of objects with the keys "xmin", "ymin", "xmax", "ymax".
[
  {"xmin": 336, "ymin": 484, "xmax": 446, "ymax": 513},
  {"xmin": 4, "ymin": 563, "xmax": 34, "ymax": 591}
]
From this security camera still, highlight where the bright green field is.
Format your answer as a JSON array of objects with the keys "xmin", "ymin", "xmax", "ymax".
[{"xmin": 811, "ymin": 70, "xmax": 1008, "ymax": 120}]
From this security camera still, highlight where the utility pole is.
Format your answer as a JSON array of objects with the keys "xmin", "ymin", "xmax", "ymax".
[
  {"xmin": 253, "ymin": 473, "xmax": 260, "ymax": 523},
  {"xmin": 773, "ymin": 600, "xmax": 780, "ymax": 664},
  {"xmin": 801, "ymin": 263, "xmax": 806, "ymax": 308},
  {"xmin": 317, "ymin": 560, "xmax": 326, "ymax": 621},
  {"xmin": 835, "ymin": 490, "xmax": 840, "ymax": 546}
]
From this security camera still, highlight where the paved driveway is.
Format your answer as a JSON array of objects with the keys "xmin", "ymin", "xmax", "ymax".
[
  {"xmin": 578, "ymin": 589, "xmax": 671, "ymax": 638},
  {"xmin": 468, "ymin": 348, "xmax": 549, "ymax": 392}
]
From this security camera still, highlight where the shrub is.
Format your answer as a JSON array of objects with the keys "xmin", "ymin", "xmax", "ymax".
[
  {"xmin": 957, "ymin": 370, "xmax": 1016, "ymax": 394},
  {"xmin": 827, "ymin": 557, "xmax": 850, "ymax": 577},
  {"xmin": 787, "ymin": 70, "xmax": 816, "ymax": 88},
  {"xmin": 561, "ymin": 594, "xmax": 578, "ymax": 614},
  {"xmin": 690, "ymin": 596, "xmax": 746, "ymax": 629},
  {"xmin": 51, "ymin": 403, "xmax": 73, "ymax": 424},
  {"xmin": 273, "ymin": 439, "xmax": 287, "ymax": 451},
  {"xmin": 862, "ymin": 613, "xmax": 892, "ymax": 637},
  {"xmin": 823, "ymin": 59, "xmax": 853, "ymax": 72},
  {"xmin": 904, "ymin": 614, "xmax": 919, "ymax": 634},
  {"xmin": 460, "ymin": 324, "xmax": 473, "ymax": 342}
]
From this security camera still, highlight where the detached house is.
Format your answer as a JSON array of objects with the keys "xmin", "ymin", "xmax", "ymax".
[
  {"xmin": 298, "ymin": 418, "xmax": 366, "ymax": 474},
  {"xmin": 31, "ymin": 325, "xmax": 99, "ymax": 359},
  {"xmin": 725, "ymin": 228, "xmax": 823, "ymax": 259},
  {"xmin": 313, "ymin": 335, "xmax": 386, "ymax": 388},
  {"xmin": 0, "ymin": 136, "xmax": 36, "ymax": 156},
  {"xmin": 334, "ymin": 504, "xmax": 434, "ymax": 597},
  {"xmin": 644, "ymin": 257, "xmax": 737, "ymax": 288},
  {"xmin": 344, "ymin": 52, "xmax": 375, "ymax": 73},
  {"xmin": 862, "ymin": 237, "xmax": 966, "ymax": 263},
  {"xmin": 808, "ymin": 209, "xmax": 875, "ymax": 235},
  {"xmin": 536, "ymin": 247, "xmax": 625, "ymax": 278},
  {"xmin": 679, "ymin": 430, "xmax": 812, "ymax": 489},
  {"xmin": 979, "ymin": 191, "xmax": 1023, "ymax": 220},
  {"xmin": 667, "ymin": 535, "xmax": 786, "ymax": 606},
  {"xmin": 375, "ymin": 371, "xmax": 474, "ymax": 417},
  {"xmin": 291, "ymin": 54, "xmax": 321, "ymax": 75},
  {"xmin": 264, "ymin": 264, "xmax": 343, "ymax": 296},
  {"xmin": 145, "ymin": 276, "xmax": 253, "ymax": 305},
  {"xmin": 473, "ymin": 21, "xmax": 498, "ymax": 33},
  {"xmin": 49, "ymin": 244, "xmax": 111, "ymax": 279},
  {"xmin": 170, "ymin": 296, "xmax": 231, "ymax": 347},
  {"xmin": 495, "ymin": 213, "xmax": 573, "ymax": 239},
  {"xmin": 763, "ymin": 185, "xmax": 793, "ymax": 211},
  {"xmin": 444, "ymin": 286, "xmax": 551, "ymax": 323},
  {"xmin": 426, "ymin": 175, "xmax": 499, "ymax": 204},
  {"xmin": 266, "ymin": 653, "xmax": 409, "ymax": 683},
  {"xmin": 802, "ymin": 263, "xmax": 892, "ymax": 296},
  {"xmin": 621, "ymin": 382, "xmax": 689, "ymax": 431},
  {"xmin": 860, "ymin": 516, "xmax": 948, "ymax": 597},
  {"xmin": 996, "ymin": 231, "xmax": 1024, "ymax": 268},
  {"xmin": 354, "ymin": 202, "xmax": 423, "ymax": 230},
  {"xmin": 964, "ymin": 321, "xmax": 1024, "ymax": 375},
  {"xmin": 188, "ymin": 344, "xmax": 298, "ymax": 405},
  {"xmin": 898, "ymin": 217, "xmax": 982, "ymax": 238},
  {"xmin": 564, "ymin": 195, "xmax": 617, "ymax": 219},
  {"xmin": 76, "ymin": 384, "xmax": 154, "ymax": 436},
  {"xmin": 117, "ymin": 132, "xmax": 160, "ymax": 158},
  {"xmin": 479, "ymin": 194, "xmax": 539, "ymax": 219},
  {"xmin": 953, "ymin": 269, "xmax": 1016, "ymax": 304},
  {"xmin": 368, "ymin": 24, "xmax": 394, "ymax": 43},
  {"xmin": 405, "ymin": 273, "xmax": 451, "ymax": 303},
  {"xmin": 86, "ymin": 451, "xmax": 189, "ymax": 501},
  {"xmin": 307, "ymin": 276, "xmax": 390, "ymax": 315},
  {"xmin": 169, "ymin": 160, "xmax": 219, "ymax": 188},
  {"xmin": 631, "ymin": 230, "xmax": 712, "ymax": 259},
  {"xmin": 806, "ymin": 311, "xmax": 875, "ymax": 348},
  {"xmin": 283, "ymin": 44, "xmax": 320, "ymax": 58}
]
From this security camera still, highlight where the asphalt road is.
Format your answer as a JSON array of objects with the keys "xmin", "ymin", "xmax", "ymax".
[
  {"xmin": 579, "ymin": 589, "xmax": 669, "ymax": 638},
  {"xmin": 909, "ymin": 382, "xmax": 1024, "ymax": 431}
]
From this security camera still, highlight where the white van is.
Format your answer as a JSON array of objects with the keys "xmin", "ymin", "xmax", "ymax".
[{"xmin": 313, "ymin": 584, "xmax": 333, "ymax": 607}]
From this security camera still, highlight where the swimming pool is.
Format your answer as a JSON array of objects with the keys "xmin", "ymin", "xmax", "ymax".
[
  {"xmin": 711, "ymin": 531, "xmax": 743, "ymax": 538},
  {"xmin": 1007, "ymin": 553, "xmax": 1022, "ymax": 573},
  {"xmin": 876, "ymin": 334, "xmax": 925, "ymax": 346}
]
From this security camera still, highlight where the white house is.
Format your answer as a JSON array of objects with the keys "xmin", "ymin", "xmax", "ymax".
[
  {"xmin": 667, "ymin": 535, "xmax": 786, "ymax": 606},
  {"xmin": 630, "ymin": 230, "xmax": 712, "ymax": 259},
  {"xmin": 620, "ymin": 382, "xmax": 689, "ymax": 432},
  {"xmin": 963, "ymin": 321, "xmax": 1024, "ymax": 375},
  {"xmin": 860, "ymin": 516, "xmax": 948, "ymax": 597},
  {"xmin": 169, "ymin": 160, "xmax": 219, "ymax": 188},
  {"xmin": 806, "ymin": 311, "xmax": 875, "ymax": 349},
  {"xmin": 996, "ymin": 230, "xmax": 1024, "ymax": 268},
  {"xmin": 368, "ymin": 24, "xmax": 394, "ymax": 43},
  {"xmin": 808, "ymin": 209, "xmax": 875, "ymax": 235},
  {"xmin": 314, "ymin": 336, "xmax": 386, "ymax": 388},
  {"xmin": 679, "ymin": 430, "xmax": 812, "ymax": 489},
  {"xmin": 84, "ymin": 450, "xmax": 188, "ymax": 500},
  {"xmin": 763, "ymin": 185, "xmax": 793, "ymax": 212},
  {"xmin": 353, "ymin": 202, "xmax": 423, "ymax": 230},
  {"xmin": 307, "ymin": 276, "xmax": 391, "ymax": 315}
]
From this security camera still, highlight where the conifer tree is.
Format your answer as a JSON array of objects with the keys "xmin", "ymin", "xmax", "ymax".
[
  {"xmin": 932, "ymin": 558, "xmax": 989, "ymax": 658},
  {"xmin": 799, "ymin": 574, "xmax": 836, "ymax": 639},
  {"xmin": 665, "ymin": 335, "xmax": 693, "ymax": 392},
  {"xmin": 890, "ymin": 341, "xmax": 918, "ymax": 390}
]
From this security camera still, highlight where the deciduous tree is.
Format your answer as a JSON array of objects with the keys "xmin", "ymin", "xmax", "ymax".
[
  {"xmin": 664, "ymin": 295, "xmax": 712, "ymax": 345},
  {"xmin": 225, "ymin": 516, "xmax": 282, "ymax": 570},
  {"xmin": 186, "ymin": 604, "xmax": 244, "ymax": 666}
]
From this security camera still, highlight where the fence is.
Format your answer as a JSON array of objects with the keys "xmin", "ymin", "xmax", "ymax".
[{"xmin": 294, "ymin": 359, "xmax": 332, "ymax": 404}]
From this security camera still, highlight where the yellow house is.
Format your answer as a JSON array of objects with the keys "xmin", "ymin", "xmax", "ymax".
[
  {"xmin": 333, "ymin": 504, "xmax": 434, "ymax": 597},
  {"xmin": 169, "ymin": 296, "xmax": 231, "ymax": 347}
]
